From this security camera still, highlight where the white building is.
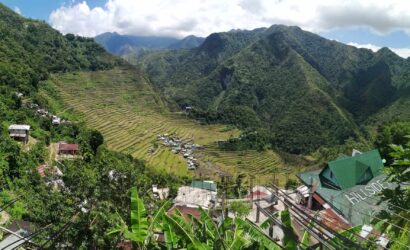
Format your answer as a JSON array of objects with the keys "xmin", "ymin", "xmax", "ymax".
[{"xmin": 174, "ymin": 186, "xmax": 217, "ymax": 209}]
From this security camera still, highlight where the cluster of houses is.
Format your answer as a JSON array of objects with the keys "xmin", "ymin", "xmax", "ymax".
[
  {"xmin": 149, "ymin": 149, "xmax": 397, "ymax": 248},
  {"xmin": 26, "ymin": 102, "xmax": 70, "ymax": 126},
  {"xmin": 8, "ymin": 125, "xmax": 79, "ymax": 159},
  {"xmin": 157, "ymin": 134, "xmax": 202, "ymax": 170}
]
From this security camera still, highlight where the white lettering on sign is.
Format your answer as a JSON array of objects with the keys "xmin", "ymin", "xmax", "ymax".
[{"xmin": 344, "ymin": 180, "xmax": 392, "ymax": 205}]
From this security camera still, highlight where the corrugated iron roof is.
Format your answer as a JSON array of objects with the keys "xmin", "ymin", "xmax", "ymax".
[
  {"xmin": 298, "ymin": 170, "xmax": 394, "ymax": 226},
  {"xmin": 191, "ymin": 180, "xmax": 217, "ymax": 192},
  {"xmin": 58, "ymin": 143, "xmax": 79, "ymax": 151},
  {"xmin": 167, "ymin": 205, "xmax": 201, "ymax": 220},
  {"xmin": 320, "ymin": 149, "xmax": 384, "ymax": 190},
  {"xmin": 8, "ymin": 124, "xmax": 30, "ymax": 130},
  {"xmin": 37, "ymin": 164, "xmax": 63, "ymax": 178}
]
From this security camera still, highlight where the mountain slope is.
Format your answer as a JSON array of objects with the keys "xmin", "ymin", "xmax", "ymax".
[
  {"xmin": 0, "ymin": 4, "xmax": 123, "ymax": 100},
  {"xmin": 136, "ymin": 25, "xmax": 410, "ymax": 154},
  {"xmin": 94, "ymin": 32, "xmax": 204, "ymax": 55}
]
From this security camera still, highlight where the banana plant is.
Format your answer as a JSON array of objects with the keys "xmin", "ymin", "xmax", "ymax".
[
  {"xmin": 109, "ymin": 187, "xmax": 289, "ymax": 249},
  {"xmin": 108, "ymin": 187, "xmax": 168, "ymax": 249}
]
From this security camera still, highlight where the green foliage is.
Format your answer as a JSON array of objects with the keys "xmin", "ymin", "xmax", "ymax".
[
  {"xmin": 376, "ymin": 131, "xmax": 410, "ymax": 249},
  {"xmin": 229, "ymin": 201, "xmax": 251, "ymax": 218},
  {"xmin": 135, "ymin": 25, "xmax": 410, "ymax": 154},
  {"xmin": 126, "ymin": 187, "xmax": 149, "ymax": 243},
  {"xmin": 375, "ymin": 121, "xmax": 410, "ymax": 162},
  {"xmin": 285, "ymin": 179, "xmax": 299, "ymax": 190},
  {"xmin": 279, "ymin": 209, "xmax": 298, "ymax": 250}
]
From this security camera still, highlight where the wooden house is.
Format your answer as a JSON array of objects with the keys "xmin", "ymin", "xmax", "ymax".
[
  {"xmin": 58, "ymin": 142, "xmax": 79, "ymax": 156},
  {"xmin": 8, "ymin": 124, "xmax": 30, "ymax": 144}
]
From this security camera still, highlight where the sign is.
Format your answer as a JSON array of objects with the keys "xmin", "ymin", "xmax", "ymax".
[{"xmin": 344, "ymin": 180, "xmax": 392, "ymax": 205}]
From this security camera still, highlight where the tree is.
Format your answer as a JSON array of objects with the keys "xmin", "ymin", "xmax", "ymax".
[
  {"xmin": 378, "ymin": 136, "xmax": 410, "ymax": 248},
  {"xmin": 110, "ymin": 187, "xmax": 284, "ymax": 249},
  {"xmin": 88, "ymin": 129, "xmax": 104, "ymax": 155},
  {"xmin": 229, "ymin": 201, "xmax": 251, "ymax": 218}
]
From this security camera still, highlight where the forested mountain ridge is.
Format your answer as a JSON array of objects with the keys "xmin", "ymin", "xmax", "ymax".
[
  {"xmin": 134, "ymin": 25, "xmax": 410, "ymax": 154},
  {"xmin": 94, "ymin": 32, "xmax": 205, "ymax": 55},
  {"xmin": 0, "ymin": 4, "xmax": 121, "ymax": 94}
]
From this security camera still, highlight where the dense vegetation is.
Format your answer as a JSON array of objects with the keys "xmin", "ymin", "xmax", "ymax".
[
  {"xmin": 0, "ymin": 4, "xmax": 120, "ymax": 93},
  {"xmin": 0, "ymin": 4, "xmax": 182, "ymax": 248},
  {"xmin": 134, "ymin": 25, "xmax": 410, "ymax": 154},
  {"xmin": 375, "ymin": 121, "xmax": 410, "ymax": 249}
]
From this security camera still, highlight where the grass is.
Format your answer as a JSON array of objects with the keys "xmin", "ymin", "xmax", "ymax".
[{"xmin": 42, "ymin": 68, "xmax": 309, "ymax": 185}]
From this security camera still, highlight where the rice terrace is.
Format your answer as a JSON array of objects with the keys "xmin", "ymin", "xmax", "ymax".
[{"xmin": 43, "ymin": 67, "xmax": 304, "ymax": 184}]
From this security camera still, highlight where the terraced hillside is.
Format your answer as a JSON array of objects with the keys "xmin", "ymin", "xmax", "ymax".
[{"xmin": 44, "ymin": 68, "xmax": 306, "ymax": 184}]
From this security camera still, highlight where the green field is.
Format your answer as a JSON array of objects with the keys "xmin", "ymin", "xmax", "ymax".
[{"xmin": 44, "ymin": 68, "xmax": 307, "ymax": 185}]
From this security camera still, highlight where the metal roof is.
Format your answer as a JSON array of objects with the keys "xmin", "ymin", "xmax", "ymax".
[
  {"xmin": 8, "ymin": 124, "xmax": 30, "ymax": 130},
  {"xmin": 298, "ymin": 170, "xmax": 394, "ymax": 226},
  {"xmin": 191, "ymin": 180, "xmax": 217, "ymax": 192},
  {"xmin": 0, "ymin": 229, "xmax": 29, "ymax": 250},
  {"xmin": 58, "ymin": 143, "xmax": 79, "ymax": 151},
  {"xmin": 320, "ymin": 149, "xmax": 384, "ymax": 190}
]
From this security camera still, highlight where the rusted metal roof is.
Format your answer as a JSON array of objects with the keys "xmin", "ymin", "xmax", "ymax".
[
  {"xmin": 58, "ymin": 143, "xmax": 79, "ymax": 151},
  {"xmin": 36, "ymin": 164, "xmax": 63, "ymax": 178},
  {"xmin": 167, "ymin": 205, "xmax": 201, "ymax": 220}
]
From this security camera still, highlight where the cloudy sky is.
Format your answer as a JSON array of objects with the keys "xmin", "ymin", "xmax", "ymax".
[{"xmin": 3, "ymin": 0, "xmax": 410, "ymax": 58}]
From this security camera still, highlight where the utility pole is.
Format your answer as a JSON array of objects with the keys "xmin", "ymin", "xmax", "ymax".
[
  {"xmin": 255, "ymin": 176, "xmax": 261, "ymax": 223},
  {"xmin": 307, "ymin": 177, "xmax": 313, "ymax": 210},
  {"xmin": 221, "ymin": 175, "xmax": 226, "ymax": 219}
]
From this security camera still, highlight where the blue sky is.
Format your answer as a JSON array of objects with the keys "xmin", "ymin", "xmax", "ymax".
[
  {"xmin": 1, "ymin": 0, "xmax": 106, "ymax": 20},
  {"xmin": 2, "ymin": 0, "xmax": 410, "ymax": 58}
]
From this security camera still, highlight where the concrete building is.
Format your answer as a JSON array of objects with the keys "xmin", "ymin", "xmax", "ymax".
[{"xmin": 173, "ymin": 186, "xmax": 217, "ymax": 209}]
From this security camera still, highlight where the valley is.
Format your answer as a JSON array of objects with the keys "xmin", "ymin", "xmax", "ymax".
[{"xmin": 43, "ymin": 67, "xmax": 308, "ymax": 184}]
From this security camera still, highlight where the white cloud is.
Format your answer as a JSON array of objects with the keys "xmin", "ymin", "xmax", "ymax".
[
  {"xmin": 49, "ymin": 0, "xmax": 410, "ymax": 38},
  {"xmin": 13, "ymin": 6, "xmax": 21, "ymax": 15},
  {"xmin": 347, "ymin": 42, "xmax": 410, "ymax": 58},
  {"xmin": 347, "ymin": 42, "xmax": 381, "ymax": 52}
]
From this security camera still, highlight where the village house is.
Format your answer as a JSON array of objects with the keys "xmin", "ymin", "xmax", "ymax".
[
  {"xmin": 167, "ymin": 180, "xmax": 218, "ymax": 222},
  {"xmin": 8, "ymin": 124, "xmax": 30, "ymax": 144},
  {"xmin": 57, "ymin": 142, "xmax": 79, "ymax": 159},
  {"xmin": 52, "ymin": 116, "xmax": 61, "ymax": 125},
  {"xmin": 36, "ymin": 164, "xmax": 64, "ymax": 189}
]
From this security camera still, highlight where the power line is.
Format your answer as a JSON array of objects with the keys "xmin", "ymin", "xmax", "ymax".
[
  {"xmin": 269, "ymin": 185, "xmax": 363, "ymax": 250},
  {"xmin": 318, "ymin": 191, "xmax": 409, "ymax": 233},
  {"xmin": 310, "ymin": 205, "xmax": 410, "ymax": 250},
  {"xmin": 39, "ymin": 212, "xmax": 80, "ymax": 249},
  {"xmin": 0, "ymin": 198, "xmax": 20, "ymax": 213},
  {"xmin": 318, "ymin": 181, "xmax": 410, "ymax": 233},
  {"xmin": 254, "ymin": 202, "xmax": 338, "ymax": 250},
  {"xmin": 2, "ymin": 224, "xmax": 52, "ymax": 250},
  {"xmin": 297, "ymin": 204, "xmax": 391, "ymax": 250}
]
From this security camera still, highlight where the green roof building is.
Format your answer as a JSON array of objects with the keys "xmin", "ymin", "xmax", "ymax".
[
  {"xmin": 298, "ymin": 149, "xmax": 396, "ymax": 226},
  {"xmin": 191, "ymin": 180, "xmax": 217, "ymax": 192},
  {"xmin": 319, "ymin": 149, "xmax": 384, "ymax": 190}
]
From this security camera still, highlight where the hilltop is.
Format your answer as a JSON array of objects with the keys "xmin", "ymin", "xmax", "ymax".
[
  {"xmin": 130, "ymin": 25, "xmax": 410, "ymax": 154},
  {"xmin": 94, "ymin": 32, "xmax": 205, "ymax": 55}
]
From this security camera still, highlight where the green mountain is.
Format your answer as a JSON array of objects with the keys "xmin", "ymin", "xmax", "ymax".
[
  {"xmin": 94, "ymin": 32, "xmax": 204, "ymax": 55},
  {"xmin": 0, "ymin": 5, "xmax": 121, "ymax": 93},
  {"xmin": 135, "ymin": 25, "xmax": 410, "ymax": 154}
]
